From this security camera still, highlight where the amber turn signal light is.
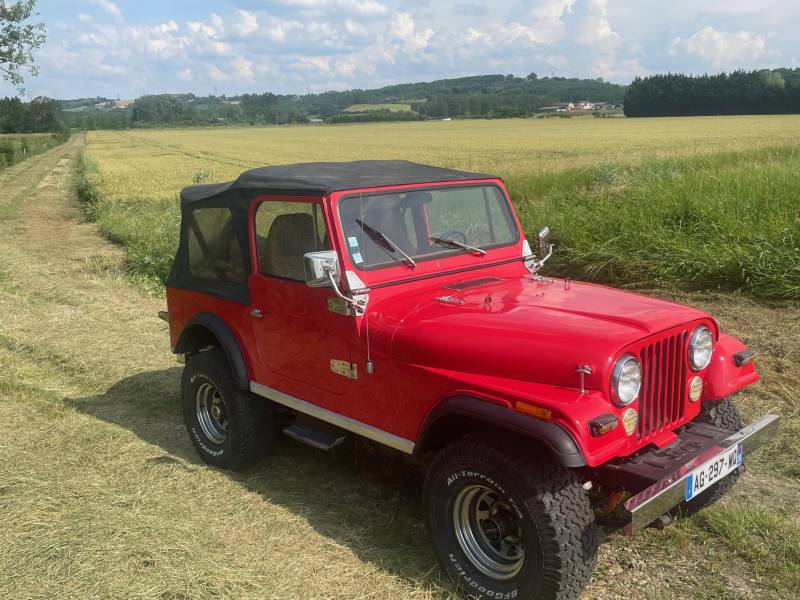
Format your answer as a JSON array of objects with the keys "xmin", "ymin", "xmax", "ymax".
[
  {"xmin": 515, "ymin": 402, "xmax": 552, "ymax": 420},
  {"xmin": 589, "ymin": 414, "xmax": 618, "ymax": 437}
]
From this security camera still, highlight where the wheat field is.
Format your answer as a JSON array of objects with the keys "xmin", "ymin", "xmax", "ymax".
[{"xmin": 85, "ymin": 115, "xmax": 800, "ymax": 203}]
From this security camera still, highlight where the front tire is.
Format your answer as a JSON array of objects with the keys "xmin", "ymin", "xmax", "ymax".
[
  {"xmin": 181, "ymin": 349, "xmax": 272, "ymax": 470},
  {"xmin": 424, "ymin": 437, "xmax": 598, "ymax": 600}
]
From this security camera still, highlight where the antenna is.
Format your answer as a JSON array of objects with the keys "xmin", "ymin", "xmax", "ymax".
[{"xmin": 358, "ymin": 193, "xmax": 374, "ymax": 375}]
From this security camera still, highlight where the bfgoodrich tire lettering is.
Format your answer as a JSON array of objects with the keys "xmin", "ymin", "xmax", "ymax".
[
  {"xmin": 181, "ymin": 349, "xmax": 272, "ymax": 470},
  {"xmin": 424, "ymin": 437, "xmax": 598, "ymax": 600}
]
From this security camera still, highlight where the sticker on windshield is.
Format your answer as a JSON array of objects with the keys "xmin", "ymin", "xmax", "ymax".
[
  {"xmin": 352, "ymin": 252, "xmax": 364, "ymax": 264},
  {"xmin": 348, "ymin": 236, "xmax": 359, "ymax": 248}
]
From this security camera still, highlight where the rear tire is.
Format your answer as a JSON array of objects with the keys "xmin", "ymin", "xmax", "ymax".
[
  {"xmin": 181, "ymin": 349, "xmax": 272, "ymax": 470},
  {"xmin": 424, "ymin": 437, "xmax": 598, "ymax": 600},
  {"xmin": 675, "ymin": 397, "xmax": 743, "ymax": 517}
]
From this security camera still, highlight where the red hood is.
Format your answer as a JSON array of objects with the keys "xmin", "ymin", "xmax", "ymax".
[{"xmin": 373, "ymin": 274, "xmax": 709, "ymax": 391}]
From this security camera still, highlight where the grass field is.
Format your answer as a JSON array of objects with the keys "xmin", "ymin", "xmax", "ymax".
[
  {"xmin": 0, "ymin": 132, "xmax": 65, "ymax": 168},
  {"xmin": 1, "ymin": 119, "xmax": 798, "ymax": 599},
  {"xmin": 343, "ymin": 103, "xmax": 413, "ymax": 113},
  {"xmin": 81, "ymin": 116, "xmax": 800, "ymax": 299}
]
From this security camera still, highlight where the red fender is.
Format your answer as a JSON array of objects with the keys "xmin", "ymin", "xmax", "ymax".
[{"xmin": 701, "ymin": 334, "xmax": 759, "ymax": 401}]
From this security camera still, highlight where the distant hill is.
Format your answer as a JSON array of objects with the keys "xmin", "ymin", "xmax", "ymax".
[
  {"xmin": 56, "ymin": 73, "xmax": 627, "ymax": 129},
  {"xmin": 277, "ymin": 74, "xmax": 627, "ymax": 118}
]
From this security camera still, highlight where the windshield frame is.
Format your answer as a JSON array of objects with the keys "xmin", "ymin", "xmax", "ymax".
[{"xmin": 335, "ymin": 181, "xmax": 520, "ymax": 273}]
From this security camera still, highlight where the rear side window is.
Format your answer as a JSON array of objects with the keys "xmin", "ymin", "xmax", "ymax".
[
  {"xmin": 255, "ymin": 201, "xmax": 330, "ymax": 281},
  {"xmin": 187, "ymin": 207, "xmax": 247, "ymax": 283}
]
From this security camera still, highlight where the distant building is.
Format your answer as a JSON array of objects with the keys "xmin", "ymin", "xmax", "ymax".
[
  {"xmin": 540, "ymin": 102, "xmax": 575, "ymax": 112},
  {"xmin": 309, "ymin": 118, "xmax": 324, "ymax": 124}
]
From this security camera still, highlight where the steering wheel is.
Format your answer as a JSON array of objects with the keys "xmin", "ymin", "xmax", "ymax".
[{"xmin": 434, "ymin": 229, "xmax": 468, "ymax": 244}]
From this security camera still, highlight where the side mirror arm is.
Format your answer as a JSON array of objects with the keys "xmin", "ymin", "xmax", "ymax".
[{"xmin": 326, "ymin": 267, "xmax": 367, "ymax": 315}]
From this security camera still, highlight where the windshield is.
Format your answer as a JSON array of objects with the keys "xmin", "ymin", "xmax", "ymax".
[{"xmin": 338, "ymin": 184, "xmax": 518, "ymax": 271}]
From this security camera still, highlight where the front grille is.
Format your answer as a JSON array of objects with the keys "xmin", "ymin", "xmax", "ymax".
[{"xmin": 637, "ymin": 330, "xmax": 689, "ymax": 439}]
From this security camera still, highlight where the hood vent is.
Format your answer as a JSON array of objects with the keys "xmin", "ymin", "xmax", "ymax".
[{"xmin": 442, "ymin": 277, "xmax": 503, "ymax": 291}]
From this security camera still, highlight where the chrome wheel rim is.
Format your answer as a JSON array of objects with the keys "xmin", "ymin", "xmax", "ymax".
[
  {"xmin": 195, "ymin": 382, "xmax": 228, "ymax": 444},
  {"xmin": 452, "ymin": 484, "xmax": 524, "ymax": 580}
]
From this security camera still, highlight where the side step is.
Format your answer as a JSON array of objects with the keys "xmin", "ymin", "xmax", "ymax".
[{"xmin": 283, "ymin": 414, "xmax": 347, "ymax": 451}]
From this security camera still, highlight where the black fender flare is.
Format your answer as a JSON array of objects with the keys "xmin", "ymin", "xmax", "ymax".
[
  {"xmin": 416, "ymin": 395, "xmax": 586, "ymax": 468},
  {"xmin": 174, "ymin": 312, "xmax": 250, "ymax": 391}
]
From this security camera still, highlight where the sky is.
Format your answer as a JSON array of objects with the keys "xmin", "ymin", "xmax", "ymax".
[{"xmin": 6, "ymin": 0, "xmax": 800, "ymax": 99}]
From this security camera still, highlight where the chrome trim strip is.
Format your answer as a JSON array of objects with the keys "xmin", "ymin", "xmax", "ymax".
[
  {"xmin": 623, "ymin": 414, "xmax": 780, "ymax": 534},
  {"xmin": 249, "ymin": 381, "xmax": 415, "ymax": 454}
]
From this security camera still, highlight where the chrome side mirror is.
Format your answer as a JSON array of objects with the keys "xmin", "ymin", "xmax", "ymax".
[
  {"xmin": 304, "ymin": 250, "xmax": 339, "ymax": 288},
  {"xmin": 538, "ymin": 226, "xmax": 551, "ymax": 259},
  {"xmin": 304, "ymin": 250, "xmax": 368, "ymax": 315}
]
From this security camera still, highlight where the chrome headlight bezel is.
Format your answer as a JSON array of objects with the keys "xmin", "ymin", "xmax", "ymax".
[
  {"xmin": 611, "ymin": 353, "xmax": 642, "ymax": 406},
  {"xmin": 688, "ymin": 325, "xmax": 714, "ymax": 371}
]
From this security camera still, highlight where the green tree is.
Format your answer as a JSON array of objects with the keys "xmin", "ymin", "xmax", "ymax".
[{"xmin": 0, "ymin": 1, "xmax": 46, "ymax": 93}]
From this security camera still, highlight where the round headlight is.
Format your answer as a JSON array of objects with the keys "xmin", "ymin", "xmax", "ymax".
[
  {"xmin": 689, "ymin": 325, "xmax": 713, "ymax": 371},
  {"xmin": 611, "ymin": 354, "xmax": 641, "ymax": 406}
]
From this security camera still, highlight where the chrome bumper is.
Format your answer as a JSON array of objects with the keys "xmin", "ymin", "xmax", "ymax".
[{"xmin": 622, "ymin": 414, "xmax": 780, "ymax": 535}]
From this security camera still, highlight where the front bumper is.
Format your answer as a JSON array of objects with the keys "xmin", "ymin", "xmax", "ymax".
[{"xmin": 605, "ymin": 414, "xmax": 779, "ymax": 535}]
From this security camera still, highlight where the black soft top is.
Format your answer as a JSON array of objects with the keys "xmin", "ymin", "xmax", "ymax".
[{"xmin": 180, "ymin": 160, "xmax": 497, "ymax": 204}]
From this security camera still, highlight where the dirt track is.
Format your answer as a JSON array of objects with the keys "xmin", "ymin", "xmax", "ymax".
[{"xmin": 0, "ymin": 138, "xmax": 797, "ymax": 599}]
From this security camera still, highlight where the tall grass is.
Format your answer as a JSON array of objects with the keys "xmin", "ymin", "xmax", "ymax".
[
  {"xmin": 511, "ymin": 146, "xmax": 800, "ymax": 300},
  {"xmin": 75, "ymin": 155, "xmax": 179, "ymax": 294},
  {"xmin": 0, "ymin": 133, "xmax": 66, "ymax": 169},
  {"xmin": 79, "ymin": 140, "xmax": 800, "ymax": 301}
]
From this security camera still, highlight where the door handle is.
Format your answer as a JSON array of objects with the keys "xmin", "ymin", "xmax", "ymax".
[{"xmin": 250, "ymin": 308, "xmax": 263, "ymax": 318}]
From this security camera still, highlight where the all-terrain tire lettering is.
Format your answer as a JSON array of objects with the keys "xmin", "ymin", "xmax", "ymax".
[
  {"xmin": 426, "ymin": 436, "xmax": 598, "ymax": 600},
  {"xmin": 181, "ymin": 349, "xmax": 272, "ymax": 470}
]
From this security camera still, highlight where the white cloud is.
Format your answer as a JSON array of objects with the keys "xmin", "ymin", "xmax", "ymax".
[
  {"xmin": 232, "ymin": 10, "xmax": 259, "ymax": 37},
  {"xmin": 231, "ymin": 56, "xmax": 255, "ymax": 81},
  {"xmin": 13, "ymin": 0, "xmax": 800, "ymax": 99},
  {"xmin": 210, "ymin": 14, "xmax": 224, "ymax": 31},
  {"xmin": 207, "ymin": 64, "xmax": 229, "ymax": 81},
  {"xmin": 671, "ymin": 26, "xmax": 767, "ymax": 66},
  {"xmin": 577, "ymin": 0, "xmax": 619, "ymax": 49},
  {"xmin": 528, "ymin": 0, "xmax": 577, "ymax": 44},
  {"xmin": 90, "ymin": 0, "xmax": 123, "ymax": 22},
  {"xmin": 390, "ymin": 13, "xmax": 433, "ymax": 55},
  {"xmin": 339, "ymin": 0, "xmax": 388, "ymax": 17},
  {"xmin": 344, "ymin": 18, "xmax": 368, "ymax": 37},
  {"xmin": 187, "ymin": 21, "xmax": 217, "ymax": 37}
]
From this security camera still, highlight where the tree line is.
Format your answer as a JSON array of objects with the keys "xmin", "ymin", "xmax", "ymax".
[
  {"xmin": 56, "ymin": 74, "xmax": 629, "ymax": 130},
  {"xmin": 0, "ymin": 96, "xmax": 67, "ymax": 135},
  {"xmin": 287, "ymin": 74, "xmax": 626, "ymax": 119},
  {"xmin": 624, "ymin": 69, "xmax": 800, "ymax": 117}
]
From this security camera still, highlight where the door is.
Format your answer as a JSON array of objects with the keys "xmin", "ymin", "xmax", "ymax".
[{"xmin": 248, "ymin": 197, "xmax": 353, "ymax": 400}]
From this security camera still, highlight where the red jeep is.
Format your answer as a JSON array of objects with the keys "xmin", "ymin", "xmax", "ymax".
[{"xmin": 164, "ymin": 161, "xmax": 778, "ymax": 600}]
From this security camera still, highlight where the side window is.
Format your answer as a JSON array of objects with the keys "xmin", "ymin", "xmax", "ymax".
[
  {"xmin": 187, "ymin": 207, "xmax": 247, "ymax": 283},
  {"xmin": 255, "ymin": 201, "xmax": 330, "ymax": 281}
]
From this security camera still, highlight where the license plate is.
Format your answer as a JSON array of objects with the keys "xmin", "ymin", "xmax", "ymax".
[{"xmin": 685, "ymin": 444, "xmax": 742, "ymax": 501}]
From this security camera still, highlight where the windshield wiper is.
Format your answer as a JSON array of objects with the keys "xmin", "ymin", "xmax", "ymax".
[
  {"xmin": 355, "ymin": 219, "xmax": 417, "ymax": 269},
  {"xmin": 430, "ymin": 236, "xmax": 486, "ymax": 257}
]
